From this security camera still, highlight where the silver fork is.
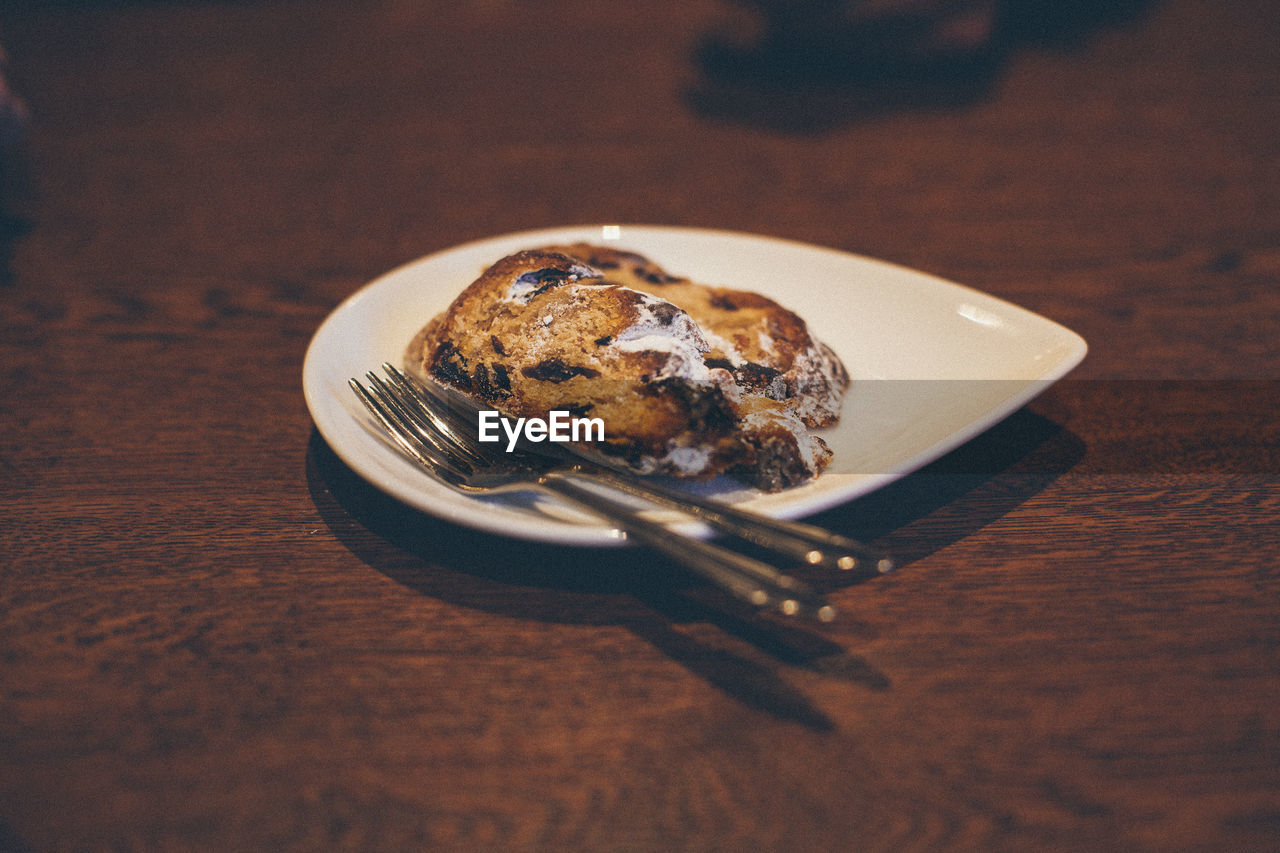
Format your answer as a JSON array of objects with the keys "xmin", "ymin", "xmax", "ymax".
[
  {"xmin": 385, "ymin": 363, "xmax": 892, "ymax": 576},
  {"xmin": 350, "ymin": 369, "xmax": 837, "ymax": 621}
]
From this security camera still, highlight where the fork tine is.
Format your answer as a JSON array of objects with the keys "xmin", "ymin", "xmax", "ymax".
[
  {"xmin": 350, "ymin": 377, "xmax": 474, "ymax": 484},
  {"xmin": 349, "ymin": 378, "xmax": 430, "ymax": 466},
  {"xmin": 381, "ymin": 365, "xmax": 487, "ymax": 464},
  {"xmin": 365, "ymin": 371, "xmax": 475, "ymax": 466},
  {"xmin": 386, "ymin": 365, "xmax": 488, "ymax": 459}
]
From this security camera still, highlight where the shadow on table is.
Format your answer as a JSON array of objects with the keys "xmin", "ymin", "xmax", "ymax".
[
  {"xmin": 307, "ymin": 406, "xmax": 1083, "ymax": 730},
  {"xmin": 687, "ymin": 0, "xmax": 1156, "ymax": 133}
]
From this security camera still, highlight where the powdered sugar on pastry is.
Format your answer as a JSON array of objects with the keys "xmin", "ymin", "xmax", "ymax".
[
  {"xmin": 503, "ymin": 263, "xmax": 599, "ymax": 305},
  {"xmin": 612, "ymin": 292, "xmax": 716, "ymax": 382},
  {"xmin": 779, "ymin": 341, "xmax": 847, "ymax": 427}
]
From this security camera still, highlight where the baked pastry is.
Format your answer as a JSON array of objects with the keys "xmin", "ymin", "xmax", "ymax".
[
  {"xmin": 407, "ymin": 247, "xmax": 846, "ymax": 491},
  {"xmin": 536, "ymin": 243, "xmax": 849, "ymax": 427}
]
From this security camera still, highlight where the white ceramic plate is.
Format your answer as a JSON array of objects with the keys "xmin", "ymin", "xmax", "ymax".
[{"xmin": 303, "ymin": 225, "xmax": 1087, "ymax": 546}]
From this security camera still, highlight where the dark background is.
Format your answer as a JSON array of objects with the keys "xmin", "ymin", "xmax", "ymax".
[{"xmin": 1, "ymin": 1, "xmax": 1277, "ymax": 850}]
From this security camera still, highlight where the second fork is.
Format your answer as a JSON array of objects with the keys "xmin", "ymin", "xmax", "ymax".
[{"xmin": 352, "ymin": 369, "xmax": 838, "ymax": 621}]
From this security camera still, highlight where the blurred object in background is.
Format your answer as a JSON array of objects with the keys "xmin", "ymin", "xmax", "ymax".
[
  {"xmin": 718, "ymin": 0, "xmax": 1003, "ymax": 70},
  {"xmin": 0, "ymin": 43, "xmax": 30, "ymax": 285},
  {"xmin": 693, "ymin": 0, "xmax": 1155, "ymax": 130},
  {"xmin": 0, "ymin": 47, "xmax": 25, "ymax": 149}
]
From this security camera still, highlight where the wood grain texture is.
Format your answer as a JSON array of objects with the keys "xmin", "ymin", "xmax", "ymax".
[{"xmin": 1, "ymin": 1, "xmax": 1277, "ymax": 850}]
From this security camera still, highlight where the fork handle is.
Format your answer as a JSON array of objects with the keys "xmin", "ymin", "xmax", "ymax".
[
  {"xmin": 535, "ymin": 477, "xmax": 835, "ymax": 622},
  {"xmin": 553, "ymin": 465, "xmax": 892, "ymax": 575}
]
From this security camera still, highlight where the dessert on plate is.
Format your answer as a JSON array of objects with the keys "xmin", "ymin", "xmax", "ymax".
[{"xmin": 407, "ymin": 245, "xmax": 848, "ymax": 491}]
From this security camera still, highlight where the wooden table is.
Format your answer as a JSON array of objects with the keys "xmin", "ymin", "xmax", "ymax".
[{"xmin": 1, "ymin": 1, "xmax": 1277, "ymax": 850}]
